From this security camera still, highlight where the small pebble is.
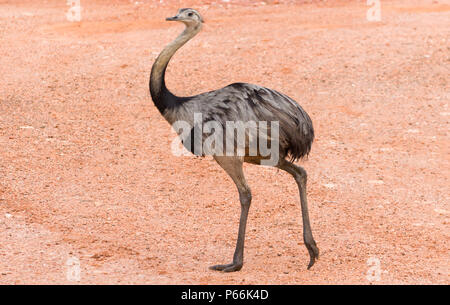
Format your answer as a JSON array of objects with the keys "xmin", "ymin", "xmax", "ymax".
[
  {"xmin": 434, "ymin": 209, "xmax": 449, "ymax": 215},
  {"xmin": 369, "ymin": 180, "xmax": 384, "ymax": 185}
]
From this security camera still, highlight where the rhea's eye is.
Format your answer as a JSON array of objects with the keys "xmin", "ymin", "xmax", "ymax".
[{"xmin": 187, "ymin": 12, "xmax": 193, "ymax": 17}]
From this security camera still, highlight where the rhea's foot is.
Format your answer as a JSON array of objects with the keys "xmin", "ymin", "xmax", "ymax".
[
  {"xmin": 209, "ymin": 262, "xmax": 243, "ymax": 272},
  {"xmin": 305, "ymin": 239, "xmax": 319, "ymax": 269}
]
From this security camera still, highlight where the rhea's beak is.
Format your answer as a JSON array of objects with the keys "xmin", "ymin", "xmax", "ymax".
[{"xmin": 165, "ymin": 15, "xmax": 179, "ymax": 21}]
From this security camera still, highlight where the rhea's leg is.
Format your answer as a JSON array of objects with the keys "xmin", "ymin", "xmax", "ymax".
[
  {"xmin": 209, "ymin": 156, "xmax": 251, "ymax": 272},
  {"xmin": 278, "ymin": 159, "xmax": 319, "ymax": 269}
]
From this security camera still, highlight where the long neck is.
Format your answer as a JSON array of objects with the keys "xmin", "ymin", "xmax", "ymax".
[{"xmin": 150, "ymin": 23, "xmax": 201, "ymax": 115}]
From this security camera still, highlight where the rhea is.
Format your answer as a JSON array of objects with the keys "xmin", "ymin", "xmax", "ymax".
[{"xmin": 150, "ymin": 8, "xmax": 319, "ymax": 272}]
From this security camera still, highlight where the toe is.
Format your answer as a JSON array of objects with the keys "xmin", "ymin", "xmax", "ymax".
[
  {"xmin": 223, "ymin": 264, "xmax": 243, "ymax": 272},
  {"xmin": 210, "ymin": 263, "xmax": 242, "ymax": 272},
  {"xmin": 209, "ymin": 263, "xmax": 233, "ymax": 271}
]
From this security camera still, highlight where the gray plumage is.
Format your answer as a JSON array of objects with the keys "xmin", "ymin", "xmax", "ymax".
[
  {"xmin": 164, "ymin": 82, "xmax": 314, "ymax": 161},
  {"xmin": 149, "ymin": 8, "xmax": 319, "ymax": 272}
]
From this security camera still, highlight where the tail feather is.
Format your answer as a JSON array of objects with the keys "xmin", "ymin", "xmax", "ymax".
[
  {"xmin": 251, "ymin": 86, "xmax": 314, "ymax": 162},
  {"xmin": 285, "ymin": 106, "xmax": 314, "ymax": 162}
]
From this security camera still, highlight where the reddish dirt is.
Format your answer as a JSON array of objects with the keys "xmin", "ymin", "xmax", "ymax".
[{"xmin": 0, "ymin": 0, "xmax": 449, "ymax": 284}]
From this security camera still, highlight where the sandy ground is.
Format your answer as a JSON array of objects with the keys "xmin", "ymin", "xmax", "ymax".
[{"xmin": 0, "ymin": 0, "xmax": 449, "ymax": 284}]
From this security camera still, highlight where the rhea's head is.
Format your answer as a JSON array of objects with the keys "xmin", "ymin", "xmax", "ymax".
[{"xmin": 166, "ymin": 8, "xmax": 204, "ymax": 26}]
